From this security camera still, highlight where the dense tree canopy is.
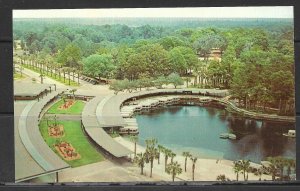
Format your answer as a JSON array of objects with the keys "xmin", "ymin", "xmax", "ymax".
[{"xmin": 14, "ymin": 18, "xmax": 295, "ymax": 115}]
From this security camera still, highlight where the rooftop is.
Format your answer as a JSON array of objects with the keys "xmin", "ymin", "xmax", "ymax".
[{"xmin": 14, "ymin": 82, "xmax": 52, "ymax": 97}]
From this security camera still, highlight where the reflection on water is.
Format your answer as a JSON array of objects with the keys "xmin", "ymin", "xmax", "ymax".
[{"xmin": 136, "ymin": 106, "xmax": 296, "ymax": 163}]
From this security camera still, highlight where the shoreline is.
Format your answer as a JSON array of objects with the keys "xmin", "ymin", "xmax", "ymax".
[{"xmin": 114, "ymin": 136, "xmax": 272, "ymax": 181}]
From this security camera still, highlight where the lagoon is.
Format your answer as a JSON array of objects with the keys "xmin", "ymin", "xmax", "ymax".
[{"xmin": 136, "ymin": 105, "xmax": 296, "ymax": 163}]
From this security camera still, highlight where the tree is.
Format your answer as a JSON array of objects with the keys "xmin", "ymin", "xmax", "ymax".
[
  {"xmin": 69, "ymin": 89, "xmax": 77, "ymax": 100},
  {"xmin": 157, "ymin": 145, "xmax": 164, "ymax": 165},
  {"xmin": 109, "ymin": 80, "xmax": 125, "ymax": 94},
  {"xmin": 20, "ymin": 40, "xmax": 25, "ymax": 50},
  {"xmin": 254, "ymin": 167, "xmax": 264, "ymax": 181},
  {"xmin": 134, "ymin": 152, "xmax": 146, "ymax": 175},
  {"xmin": 162, "ymin": 148, "xmax": 172, "ymax": 172},
  {"xmin": 220, "ymin": 45, "xmax": 238, "ymax": 88},
  {"xmin": 166, "ymin": 161, "xmax": 182, "ymax": 182},
  {"xmin": 170, "ymin": 152, "xmax": 176, "ymax": 163},
  {"xmin": 144, "ymin": 138, "xmax": 159, "ymax": 178},
  {"xmin": 154, "ymin": 76, "xmax": 167, "ymax": 89},
  {"xmin": 286, "ymin": 158, "xmax": 296, "ymax": 180},
  {"xmin": 136, "ymin": 43, "xmax": 170, "ymax": 77},
  {"xmin": 159, "ymin": 36, "xmax": 186, "ymax": 50},
  {"xmin": 123, "ymin": 53, "xmax": 147, "ymax": 80},
  {"xmin": 167, "ymin": 73, "xmax": 183, "ymax": 88},
  {"xmin": 19, "ymin": 64, "xmax": 24, "ymax": 77},
  {"xmin": 190, "ymin": 156, "xmax": 198, "ymax": 181},
  {"xmin": 265, "ymin": 161, "xmax": 278, "ymax": 181},
  {"xmin": 182, "ymin": 152, "xmax": 192, "ymax": 172},
  {"xmin": 168, "ymin": 48, "xmax": 187, "ymax": 75},
  {"xmin": 83, "ymin": 54, "xmax": 115, "ymax": 82},
  {"xmin": 233, "ymin": 160, "xmax": 242, "ymax": 181},
  {"xmin": 57, "ymin": 44, "xmax": 81, "ymax": 68},
  {"xmin": 193, "ymin": 34, "xmax": 227, "ymax": 61},
  {"xmin": 239, "ymin": 160, "xmax": 250, "ymax": 181},
  {"xmin": 267, "ymin": 156, "xmax": 287, "ymax": 181},
  {"xmin": 130, "ymin": 136, "xmax": 138, "ymax": 157},
  {"xmin": 44, "ymin": 115, "xmax": 50, "ymax": 126},
  {"xmin": 53, "ymin": 115, "xmax": 58, "ymax": 126},
  {"xmin": 60, "ymin": 93, "xmax": 68, "ymax": 107},
  {"xmin": 39, "ymin": 73, "xmax": 45, "ymax": 84}
]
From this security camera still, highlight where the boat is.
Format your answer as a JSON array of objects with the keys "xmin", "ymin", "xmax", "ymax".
[
  {"xmin": 283, "ymin": 130, "xmax": 296, "ymax": 138},
  {"xmin": 219, "ymin": 133, "xmax": 229, "ymax": 139},
  {"xmin": 219, "ymin": 133, "xmax": 236, "ymax": 140},
  {"xmin": 228, "ymin": 133, "xmax": 237, "ymax": 140}
]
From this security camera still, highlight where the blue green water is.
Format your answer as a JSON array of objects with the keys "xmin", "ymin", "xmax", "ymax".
[{"xmin": 136, "ymin": 106, "xmax": 296, "ymax": 163}]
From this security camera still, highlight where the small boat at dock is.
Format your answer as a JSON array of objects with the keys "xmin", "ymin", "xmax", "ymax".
[
  {"xmin": 219, "ymin": 133, "xmax": 236, "ymax": 140},
  {"xmin": 283, "ymin": 130, "xmax": 296, "ymax": 138},
  {"xmin": 220, "ymin": 133, "xmax": 229, "ymax": 139}
]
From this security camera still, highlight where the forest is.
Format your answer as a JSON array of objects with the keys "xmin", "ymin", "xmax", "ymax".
[{"xmin": 13, "ymin": 18, "xmax": 295, "ymax": 115}]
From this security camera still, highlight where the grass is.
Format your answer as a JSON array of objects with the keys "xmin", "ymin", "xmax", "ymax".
[
  {"xmin": 23, "ymin": 64, "xmax": 79, "ymax": 86},
  {"xmin": 14, "ymin": 73, "xmax": 26, "ymax": 80},
  {"xmin": 47, "ymin": 99, "xmax": 85, "ymax": 114},
  {"xmin": 39, "ymin": 120, "xmax": 104, "ymax": 167}
]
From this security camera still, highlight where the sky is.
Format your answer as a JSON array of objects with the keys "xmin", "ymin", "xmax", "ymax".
[{"xmin": 13, "ymin": 7, "xmax": 293, "ymax": 19}]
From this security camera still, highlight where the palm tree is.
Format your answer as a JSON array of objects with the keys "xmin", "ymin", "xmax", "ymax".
[
  {"xmin": 157, "ymin": 145, "xmax": 164, "ymax": 165},
  {"xmin": 44, "ymin": 115, "xmax": 50, "ymax": 126},
  {"xmin": 190, "ymin": 156, "xmax": 198, "ymax": 181},
  {"xmin": 286, "ymin": 158, "xmax": 296, "ymax": 180},
  {"xmin": 254, "ymin": 167, "xmax": 264, "ymax": 181},
  {"xmin": 53, "ymin": 115, "xmax": 58, "ymax": 126},
  {"xmin": 267, "ymin": 157, "xmax": 280, "ymax": 181},
  {"xmin": 39, "ymin": 73, "xmax": 45, "ymax": 84},
  {"xmin": 69, "ymin": 89, "xmax": 77, "ymax": 100},
  {"xmin": 182, "ymin": 151, "xmax": 192, "ymax": 172},
  {"xmin": 274, "ymin": 157, "xmax": 286, "ymax": 180},
  {"xmin": 130, "ymin": 135, "xmax": 138, "ymax": 157},
  {"xmin": 233, "ymin": 160, "xmax": 242, "ymax": 181},
  {"xmin": 77, "ymin": 61, "xmax": 83, "ymax": 85},
  {"xmin": 60, "ymin": 93, "xmax": 68, "ymax": 107},
  {"xmin": 166, "ymin": 161, "xmax": 182, "ymax": 182},
  {"xmin": 145, "ymin": 138, "xmax": 159, "ymax": 178},
  {"xmin": 67, "ymin": 67, "xmax": 72, "ymax": 85},
  {"xmin": 61, "ymin": 67, "xmax": 67, "ymax": 83},
  {"xmin": 162, "ymin": 148, "xmax": 172, "ymax": 172},
  {"xmin": 240, "ymin": 160, "xmax": 250, "ymax": 181},
  {"xmin": 134, "ymin": 152, "xmax": 146, "ymax": 175},
  {"xmin": 19, "ymin": 65, "xmax": 23, "ymax": 77},
  {"xmin": 170, "ymin": 152, "xmax": 176, "ymax": 163},
  {"xmin": 267, "ymin": 163, "xmax": 278, "ymax": 181}
]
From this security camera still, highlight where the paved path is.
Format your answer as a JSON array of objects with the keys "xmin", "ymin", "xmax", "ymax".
[
  {"xmin": 21, "ymin": 66, "xmax": 115, "ymax": 97},
  {"xmin": 44, "ymin": 113, "xmax": 82, "ymax": 121}
]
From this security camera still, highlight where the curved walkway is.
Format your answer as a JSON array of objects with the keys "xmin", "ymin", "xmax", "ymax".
[
  {"xmin": 18, "ymin": 89, "xmax": 70, "ymax": 172},
  {"xmin": 99, "ymin": 88, "xmax": 294, "ymax": 128},
  {"xmin": 99, "ymin": 88, "xmax": 228, "ymax": 127},
  {"xmin": 214, "ymin": 98, "xmax": 295, "ymax": 123},
  {"xmin": 81, "ymin": 96, "xmax": 132, "ymax": 158},
  {"xmin": 82, "ymin": 88, "xmax": 294, "ymax": 160}
]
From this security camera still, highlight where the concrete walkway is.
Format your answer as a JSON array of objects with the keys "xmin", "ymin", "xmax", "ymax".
[{"xmin": 44, "ymin": 113, "xmax": 82, "ymax": 121}]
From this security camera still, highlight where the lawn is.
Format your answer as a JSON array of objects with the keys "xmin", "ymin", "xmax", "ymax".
[
  {"xmin": 47, "ymin": 99, "xmax": 85, "ymax": 114},
  {"xmin": 39, "ymin": 120, "xmax": 104, "ymax": 167},
  {"xmin": 14, "ymin": 73, "xmax": 26, "ymax": 80}
]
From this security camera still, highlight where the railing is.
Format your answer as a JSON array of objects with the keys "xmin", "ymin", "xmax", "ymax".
[{"xmin": 211, "ymin": 98, "xmax": 295, "ymax": 123}]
